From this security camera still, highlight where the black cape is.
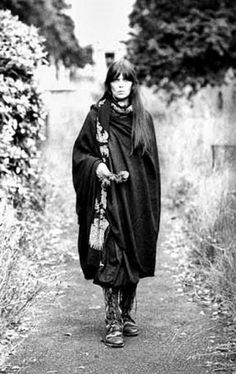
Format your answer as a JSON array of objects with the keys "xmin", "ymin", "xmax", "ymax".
[{"xmin": 72, "ymin": 99, "xmax": 161, "ymax": 280}]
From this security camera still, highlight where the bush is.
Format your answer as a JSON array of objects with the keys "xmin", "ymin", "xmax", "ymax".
[
  {"xmin": 0, "ymin": 11, "xmax": 48, "ymax": 368},
  {"xmin": 0, "ymin": 10, "xmax": 47, "ymax": 206}
]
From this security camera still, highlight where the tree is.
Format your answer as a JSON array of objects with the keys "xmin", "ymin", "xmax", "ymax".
[
  {"xmin": 0, "ymin": 0, "xmax": 92, "ymax": 68},
  {"xmin": 127, "ymin": 0, "xmax": 236, "ymax": 94}
]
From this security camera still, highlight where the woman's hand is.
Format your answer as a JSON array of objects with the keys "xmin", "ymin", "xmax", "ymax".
[{"xmin": 96, "ymin": 162, "xmax": 112, "ymax": 180}]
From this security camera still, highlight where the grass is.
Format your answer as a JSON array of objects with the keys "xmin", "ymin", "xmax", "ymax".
[
  {"xmin": 0, "ymin": 176, "xmax": 71, "ymax": 370},
  {"xmin": 144, "ymin": 84, "xmax": 236, "ymax": 318},
  {"xmin": 0, "ymin": 199, "xmax": 43, "ymax": 368},
  {"xmin": 0, "ymin": 87, "xmax": 82, "ymax": 369},
  {"xmin": 183, "ymin": 171, "xmax": 236, "ymax": 316},
  {"xmin": 144, "ymin": 83, "xmax": 236, "ymax": 371},
  {"xmin": 177, "ymin": 171, "xmax": 236, "ymax": 372}
]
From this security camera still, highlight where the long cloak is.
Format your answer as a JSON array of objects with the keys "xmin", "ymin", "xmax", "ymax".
[{"xmin": 72, "ymin": 99, "xmax": 161, "ymax": 280}]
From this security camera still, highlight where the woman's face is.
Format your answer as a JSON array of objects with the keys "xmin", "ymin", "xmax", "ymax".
[{"xmin": 110, "ymin": 73, "xmax": 133, "ymax": 101}]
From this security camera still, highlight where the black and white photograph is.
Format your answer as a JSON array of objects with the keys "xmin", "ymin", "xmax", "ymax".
[{"xmin": 0, "ymin": 0, "xmax": 236, "ymax": 373}]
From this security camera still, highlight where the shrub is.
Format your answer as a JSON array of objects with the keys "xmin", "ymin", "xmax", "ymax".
[
  {"xmin": 0, "ymin": 11, "xmax": 48, "ymax": 368},
  {"xmin": 0, "ymin": 10, "xmax": 47, "ymax": 206}
]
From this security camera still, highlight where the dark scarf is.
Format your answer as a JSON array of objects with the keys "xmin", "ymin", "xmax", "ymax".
[{"xmin": 110, "ymin": 100, "xmax": 133, "ymax": 115}]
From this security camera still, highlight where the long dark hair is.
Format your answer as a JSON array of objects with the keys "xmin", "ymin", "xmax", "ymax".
[{"xmin": 102, "ymin": 59, "xmax": 151, "ymax": 154}]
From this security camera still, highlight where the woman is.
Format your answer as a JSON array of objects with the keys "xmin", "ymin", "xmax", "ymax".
[{"xmin": 72, "ymin": 59, "xmax": 161, "ymax": 348}]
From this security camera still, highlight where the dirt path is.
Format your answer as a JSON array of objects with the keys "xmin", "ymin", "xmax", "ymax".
[{"xmin": 9, "ymin": 82, "xmax": 214, "ymax": 374}]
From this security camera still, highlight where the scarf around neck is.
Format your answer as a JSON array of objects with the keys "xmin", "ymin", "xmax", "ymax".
[{"xmin": 110, "ymin": 100, "xmax": 133, "ymax": 115}]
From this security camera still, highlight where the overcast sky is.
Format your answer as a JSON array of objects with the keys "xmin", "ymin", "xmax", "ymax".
[{"xmin": 68, "ymin": 0, "xmax": 135, "ymax": 48}]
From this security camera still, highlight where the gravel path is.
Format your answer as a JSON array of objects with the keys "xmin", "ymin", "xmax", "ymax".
[{"xmin": 9, "ymin": 82, "xmax": 214, "ymax": 374}]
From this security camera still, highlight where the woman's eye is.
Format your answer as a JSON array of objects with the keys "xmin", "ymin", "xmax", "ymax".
[{"xmin": 113, "ymin": 79, "xmax": 130, "ymax": 83}]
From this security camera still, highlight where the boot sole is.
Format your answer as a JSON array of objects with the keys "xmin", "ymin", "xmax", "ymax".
[
  {"xmin": 104, "ymin": 340, "xmax": 124, "ymax": 348},
  {"xmin": 123, "ymin": 331, "xmax": 139, "ymax": 337}
]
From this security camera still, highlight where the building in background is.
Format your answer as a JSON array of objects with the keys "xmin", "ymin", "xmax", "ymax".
[{"xmin": 92, "ymin": 40, "xmax": 127, "ymax": 82}]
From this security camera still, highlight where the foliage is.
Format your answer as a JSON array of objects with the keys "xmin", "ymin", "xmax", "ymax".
[
  {"xmin": 0, "ymin": 10, "xmax": 47, "ymax": 205},
  {"xmin": 127, "ymin": 0, "xmax": 236, "ymax": 94},
  {"xmin": 0, "ymin": 0, "xmax": 92, "ymax": 68}
]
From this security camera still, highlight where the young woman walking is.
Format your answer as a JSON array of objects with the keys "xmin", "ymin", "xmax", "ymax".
[{"xmin": 72, "ymin": 59, "xmax": 161, "ymax": 348}]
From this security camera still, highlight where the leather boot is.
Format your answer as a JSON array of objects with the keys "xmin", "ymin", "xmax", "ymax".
[
  {"xmin": 103, "ymin": 287, "xmax": 124, "ymax": 348},
  {"xmin": 120, "ymin": 283, "xmax": 139, "ymax": 337}
]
